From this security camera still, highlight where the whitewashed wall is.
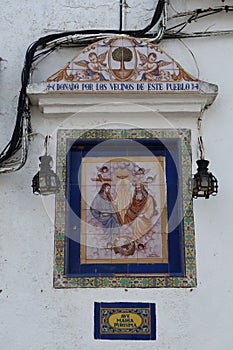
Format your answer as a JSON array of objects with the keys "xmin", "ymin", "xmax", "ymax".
[{"xmin": 0, "ymin": 1, "xmax": 233, "ymax": 349}]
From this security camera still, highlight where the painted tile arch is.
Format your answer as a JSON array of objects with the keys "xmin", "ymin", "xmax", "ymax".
[{"xmin": 47, "ymin": 36, "xmax": 199, "ymax": 93}]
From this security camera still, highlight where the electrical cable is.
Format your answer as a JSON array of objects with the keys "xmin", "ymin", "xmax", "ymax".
[
  {"xmin": 178, "ymin": 38, "xmax": 200, "ymax": 80},
  {"xmin": 0, "ymin": 1, "xmax": 166, "ymax": 169},
  {"xmin": 164, "ymin": 29, "xmax": 233, "ymax": 39},
  {"xmin": 167, "ymin": 6, "xmax": 233, "ymax": 33},
  {"xmin": 119, "ymin": 0, "xmax": 123, "ymax": 32},
  {"xmin": 168, "ymin": 5, "xmax": 233, "ymax": 20},
  {"xmin": 1, "ymin": 1, "xmax": 233, "ymax": 171}
]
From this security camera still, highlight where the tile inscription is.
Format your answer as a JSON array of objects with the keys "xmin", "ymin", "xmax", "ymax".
[{"xmin": 94, "ymin": 302, "xmax": 156, "ymax": 340}]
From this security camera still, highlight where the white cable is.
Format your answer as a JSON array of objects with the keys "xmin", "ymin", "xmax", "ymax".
[{"xmin": 178, "ymin": 38, "xmax": 200, "ymax": 79}]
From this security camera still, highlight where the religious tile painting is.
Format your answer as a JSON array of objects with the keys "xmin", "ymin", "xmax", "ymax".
[
  {"xmin": 80, "ymin": 156, "xmax": 167, "ymax": 264},
  {"xmin": 54, "ymin": 129, "xmax": 196, "ymax": 288},
  {"xmin": 47, "ymin": 36, "xmax": 199, "ymax": 93}
]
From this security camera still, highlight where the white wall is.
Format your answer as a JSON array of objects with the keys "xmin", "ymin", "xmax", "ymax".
[{"xmin": 0, "ymin": 1, "xmax": 233, "ymax": 349}]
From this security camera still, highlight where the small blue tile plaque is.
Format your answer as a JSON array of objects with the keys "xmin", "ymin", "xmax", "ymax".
[{"xmin": 94, "ymin": 302, "xmax": 156, "ymax": 340}]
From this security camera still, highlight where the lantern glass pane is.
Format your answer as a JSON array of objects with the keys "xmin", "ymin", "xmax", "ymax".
[
  {"xmin": 201, "ymin": 175, "xmax": 209, "ymax": 188},
  {"xmin": 39, "ymin": 176, "xmax": 47, "ymax": 188},
  {"xmin": 51, "ymin": 176, "xmax": 57, "ymax": 187}
]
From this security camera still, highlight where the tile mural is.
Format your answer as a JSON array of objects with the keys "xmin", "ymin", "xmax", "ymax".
[
  {"xmin": 54, "ymin": 129, "xmax": 196, "ymax": 288},
  {"xmin": 47, "ymin": 36, "xmax": 199, "ymax": 93}
]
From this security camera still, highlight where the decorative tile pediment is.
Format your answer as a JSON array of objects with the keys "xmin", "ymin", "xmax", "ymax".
[
  {"xmin": 27, "ymin": 36, "xmax": 218, "ymax": 117},
  {"xmin": 47, "ymin": 36, "xmax": 199, "ymax": 93}
]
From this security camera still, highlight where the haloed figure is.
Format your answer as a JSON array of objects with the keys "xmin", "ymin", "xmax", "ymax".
[
  {"xmin": 90, "ymin": 183, "xmax": 121, "ymax": 237},
  {"xmin": 124, "ymin": 182, "xmax": 158, "ymax": 245}
]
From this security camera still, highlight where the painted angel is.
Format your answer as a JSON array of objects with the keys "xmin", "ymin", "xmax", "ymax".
[
  {"xmin": 138, "ymin": 51, "xmax": 171, "ymax": 81},
  {"xmin": 133, "ymin": 166, "xmax": 151, "ymax": 176},
  {"xmin": 73, "ymin": 51, "xmax": 108, "ymax": 81}
]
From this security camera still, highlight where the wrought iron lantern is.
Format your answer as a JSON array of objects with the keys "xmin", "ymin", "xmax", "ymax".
[
  {"xmin": 192, "ymin": 159, "xmax": 218, "ymax": 199},
  {"xmin": 32, "ymin": 136, "xmax": 60, "ymax": 195}
]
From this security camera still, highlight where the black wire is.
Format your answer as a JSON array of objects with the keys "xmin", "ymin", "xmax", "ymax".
[
  {"xmin": 167, "ymin": 7, "xmax": 226, "ymax": 32},
  {"xmin": 3, "ymin": 2, "xmax": 233, "ymax": 165},
  {"xmin": 119, "ymin": 0, "xmax": 123, "ymax": 32},
  {"xmin": 173, "ymin": 21, "xmax": 190, "ymax": 34},
  {"xmin": 164, "ymin": 30, "xmax": 233, "ymax": 39},
  {"xmin": 0, "ymin": 0, "xmax": 165, "ymax": 165},
  {"xmin": 136, "ymin": 0, "xmax": 164, "ymax": 35},
  {"xmin": 165, "ymin": 6, "xmax": 233, "ymax": 38},
  {"xmin": 33, "ymin": 46, "xmax": 57, "ymax": 62}
]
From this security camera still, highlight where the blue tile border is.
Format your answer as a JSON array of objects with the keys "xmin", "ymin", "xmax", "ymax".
[
  {"xmin": 94, "ymin": 302, "xmax": 156, "ymax": 340},
  {"xmin": 54, "ymin": 128, "xmax": 197, "ymax": 288}
]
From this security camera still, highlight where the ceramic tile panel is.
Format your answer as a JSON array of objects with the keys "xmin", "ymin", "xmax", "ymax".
[
  {"xmin": 48, "ymin": 36, "xmax": 199, "ymax": 93},
  {"xmin": 54, "ymin": 128, "xmax": 196, "ymax": 288},
  {"xmin": 94, "ymin": 302, "xmax": 156, "ymax": 340}
]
